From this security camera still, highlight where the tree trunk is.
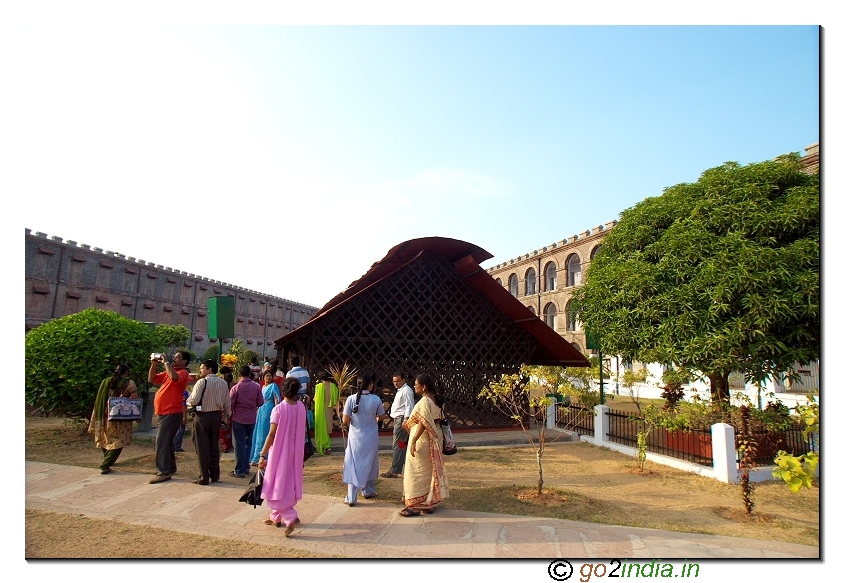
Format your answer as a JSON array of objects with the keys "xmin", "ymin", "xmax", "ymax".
[
  {"xmin": 536, "ymin": 449, "xmax": 544, "ymax": 496},
  {"xmin": 708, "ymin": 372, "xmax": 730, "ymax": 405},
  {"xmin": 536, "ymin": 424, "xmax": 545, "ymax": 495}
]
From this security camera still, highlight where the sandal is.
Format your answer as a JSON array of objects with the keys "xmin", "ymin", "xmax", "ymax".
[
  {"xmin": 399, "ymin": 507, "xmax": 421, "ymax": 517},
  {"xmin": 420, "ymin": 507, "xmax": 435, "ymax": 515},
  {"xmin": 380, "ymin": 471, "xmax": 399, "ymax": 478},
  {"xmin": 284, "ymin": 518, "xmax": 301, "ymax": 537},
  {"xmin": 263, "ymin": 518, "xmax": 280, "ymax": 527}
]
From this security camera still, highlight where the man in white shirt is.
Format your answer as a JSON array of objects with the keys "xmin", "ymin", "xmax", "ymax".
[{"xmin": 381, "ymin": 372, "xmax": 415, "ymax": 478}]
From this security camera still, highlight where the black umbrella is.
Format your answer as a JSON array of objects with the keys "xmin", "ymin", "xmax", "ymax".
[{"xmin": 238, "ymin": 469, "xmax": 264, "ymax": 508}]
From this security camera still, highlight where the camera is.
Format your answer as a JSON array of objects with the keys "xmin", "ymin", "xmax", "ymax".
[{"xmin": 150, "ymin": 353, "xmax": 165, "ymax": 361}]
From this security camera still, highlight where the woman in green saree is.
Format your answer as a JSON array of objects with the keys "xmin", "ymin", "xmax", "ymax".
[
  {"xmin": 88, "ymin": 363, "xmax": 138, "ymax": 474},
  {"xmin": 313, "ymin": 371, "xmax": 339, "ymax": 455}
]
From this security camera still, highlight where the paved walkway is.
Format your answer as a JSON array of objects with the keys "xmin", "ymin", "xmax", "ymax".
[{"xmin": 25, "ymin": 429, "xmax": 819, "ymax": 559}]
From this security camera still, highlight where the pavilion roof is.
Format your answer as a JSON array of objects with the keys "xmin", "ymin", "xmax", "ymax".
[{"xmin": 275, "ymin": 237, "xmax": 588, "ymax": 367}]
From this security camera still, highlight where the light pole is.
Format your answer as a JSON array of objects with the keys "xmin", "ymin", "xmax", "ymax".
[{"xmin": 586, "ymin": 332, "xmax": 604, "ymax": 405}]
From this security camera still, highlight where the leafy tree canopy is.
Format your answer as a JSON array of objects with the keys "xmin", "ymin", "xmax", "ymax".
[
  {"xmin": 153, "ymin": 324, "xmax": 190, "ymax": 357},
  {"xmin": 25, "ymin": 309, "xmax": 159, "ymax": 417},
  {"xmin": 571, "ymin": 154, "xmax": 819, "ymax": 401}
]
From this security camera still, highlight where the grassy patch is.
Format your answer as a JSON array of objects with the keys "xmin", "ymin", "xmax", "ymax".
[{"xmin": 448, "ymin": 484, "xmax": 624, "ymax": 523}]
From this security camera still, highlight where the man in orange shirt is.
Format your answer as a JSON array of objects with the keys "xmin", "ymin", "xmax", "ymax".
[{"xmin": 148, "ymin": 350, "xmax": 193, "ymax": 484}]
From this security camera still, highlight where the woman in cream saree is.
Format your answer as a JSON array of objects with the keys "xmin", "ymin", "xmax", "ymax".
[{"xmin": 400, "ymin": 373, "xmax": 449, "ymax": 517}]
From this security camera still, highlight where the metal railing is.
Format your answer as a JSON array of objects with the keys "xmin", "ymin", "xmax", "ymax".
[
  {"xmin": 554, "ymin": 402, "xmax": 595, "ymax": 437},
  {"xmin": 738, "ymin": 425, "xmax": 817, "ymax": 466},
  {"xmin": 603, "ymin": 408, "xmax": 815, "ymax": 468}
]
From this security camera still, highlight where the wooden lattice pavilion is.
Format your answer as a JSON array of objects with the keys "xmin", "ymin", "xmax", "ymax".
[{"xmin": 273, "ymin": 237, "xmax": 589, "ymax": 429}]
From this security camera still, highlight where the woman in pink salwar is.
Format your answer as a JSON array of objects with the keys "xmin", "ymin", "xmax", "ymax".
[{"xmin": 257, "ymin": 377, "xmax": 305, "ymax": 536}]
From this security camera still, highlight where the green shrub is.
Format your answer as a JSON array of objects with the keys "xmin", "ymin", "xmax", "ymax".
[
  {"xmin": 242, "ymin": 349, "xmax": 261, "ymax": 367},
  {"xmin": 202, "ymin": 345, "xmax": 220, "ymax": 362},
  {"xmin": 25, "ymin": 309, "xmax": 158, "ymax": 417}
]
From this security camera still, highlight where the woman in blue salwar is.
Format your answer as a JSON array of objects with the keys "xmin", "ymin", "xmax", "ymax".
[
  {"xmin": 341, "ymin": 372, "xmax": 388, "ymax": 505},
  {"xmin": 250, "ymin": 370, "xmax": 281, "ymax": 466}
]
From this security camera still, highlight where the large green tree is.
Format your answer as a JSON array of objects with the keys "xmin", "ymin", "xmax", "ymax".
[
  {"xmin": 153, "ymin": 324, "xmax": 191, "ymax": 357},
  {"xmin": 25, "ymin": 309, "xmax": 158, "ymax": 417},
  {"xmin": 571, "ymin": 154, "xmax": 819, "ymax": 402}
]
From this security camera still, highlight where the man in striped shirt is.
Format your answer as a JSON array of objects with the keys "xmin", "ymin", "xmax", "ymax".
[
  {"xmin": 286, "ymin": 356, "xmax": 311, "ymax": 398},
  {"xmin": 186, "ymin": 359, "xmax": 232, "ymax": 485}
]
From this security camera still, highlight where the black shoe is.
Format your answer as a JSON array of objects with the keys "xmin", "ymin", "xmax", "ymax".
[
  {"xmin": 100, "ymin": 468, "xmax": 111, "ymax": 475},
  {"xmin": 363, "ymin": 493, "xmax": 377, "ymax": 500},
  {"xmin": 191, "ymin": 477, "xmax": 209, "ymax": 485},
  {"xmin": 174, "ymin": 448, "xmax": 185, "ymax": 453}
]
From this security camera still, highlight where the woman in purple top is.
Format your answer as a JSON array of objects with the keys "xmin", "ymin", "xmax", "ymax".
[{"xmin": 257, "ymin": 377, "xmax": 306, "ymax": 537}]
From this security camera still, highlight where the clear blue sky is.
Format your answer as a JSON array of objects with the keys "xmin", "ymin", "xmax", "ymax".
[{"xmin": 10, "ymin": 22, "xmax": 820, "ymax": 309}]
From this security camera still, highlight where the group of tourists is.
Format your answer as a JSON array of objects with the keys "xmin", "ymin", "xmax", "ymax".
[{"xmin": 89, "ymin": 355, "xmax": 451, "ymax": 537}]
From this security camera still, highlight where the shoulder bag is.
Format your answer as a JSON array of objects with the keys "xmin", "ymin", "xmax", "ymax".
[
  {"xmin": 186, "ymin": 379, "xmax": 207, "ymax": 416},
  {"xmin": 107, "ymin": 397, "xmax": 143, "ymax": 421},
  {"xmin": 440, "ymin": 404, "xmax": 457, "ymax": 455}
]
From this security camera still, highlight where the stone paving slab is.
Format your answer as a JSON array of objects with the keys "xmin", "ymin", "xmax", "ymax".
[{"xmin": 25, "ymin": 461, "xmax": 818, "ymax": 559}]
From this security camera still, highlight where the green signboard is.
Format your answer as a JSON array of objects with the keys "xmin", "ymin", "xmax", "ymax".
[{"xmin": 208, "ymin": 296, "xmax": 235, "ymax": 339}]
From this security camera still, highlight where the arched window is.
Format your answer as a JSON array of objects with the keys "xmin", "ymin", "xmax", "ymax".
[
  {"xmin": 571, "ymin": 342, "xmax": 583, "ymax": 354},
  {"xmin": 543, "ymin": 302, "xmax": 557, "ymax": 329},
  {"xmin": 525, "ymin": 268, "xmax": 536, "ymax": 295},
  {"xmin": 527, "ymin": 305, "xmax": 536, "ymax": 315},
  {"xmin": 565, "ymin": 299, "xmax": 579, "ymax": 332},
  {"xmin": 590, "ymin": 245, "xmax": 602, "ymax": 261},
  {"xmin": 508, "ymin": 274, "xmax": 519, "ymax": 297},
  {"xmin": 566, "ymin": 254, "xmax": 581, "ymax": 287},
  {"xmin": 544, "ymin": 262, "xmax": 556, "ymax": 291},
  {"xmin": 495, "ymin": 277, "xmax": 502, "ymax": 286}
]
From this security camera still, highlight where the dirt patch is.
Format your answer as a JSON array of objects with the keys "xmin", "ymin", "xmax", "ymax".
[
  {"xmin": 515, "ymin": 488, "xmax": 568, "ymax": 505},
  {"xmin": 712, "ymin": 506, "xmax": 777, "ymax": 524},
  {"xmin": 25, "ymin": 509, "xmax": 330, "ymax": 559},
  {"xmin": 627, "ymin": 467, "xmax": 656, "ymax": 476}
]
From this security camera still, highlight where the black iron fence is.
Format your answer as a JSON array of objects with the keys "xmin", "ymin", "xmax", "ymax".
[
  {"xmin": 739, "ymin": 426, "xmax": 818, "ymax": 466},
  {"xmin": 603, "ymin": 409, "xmax": 714, "ymax": 465},
  {"xmin": 601, "ymin": 408, "xmax": 815, "ymax": 468},
  {"xmin": 554, "ymin": 402, "xmax": 595, "ymax": 437}
]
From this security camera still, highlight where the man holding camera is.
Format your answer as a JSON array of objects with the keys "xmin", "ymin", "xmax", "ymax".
[{"xmin": 148, "ymin": 350, "xmax": 193, "ymax": 484}]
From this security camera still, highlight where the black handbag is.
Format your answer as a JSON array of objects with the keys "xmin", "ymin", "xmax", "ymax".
[
  {"xmin": 440, "ymin": 404, "xmax": 457, "ymax": 455},
  {"xmin": 441, "ymin": 418, "xmax": 457, "ymax": 455},
  {"xmin": 239, "ymin": 469, "xmax": 264, "ymax": 508},
  {"xmin": 304, "ymin": 428, "xmax": 316, "ymax": 462}
]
